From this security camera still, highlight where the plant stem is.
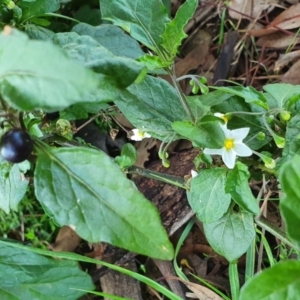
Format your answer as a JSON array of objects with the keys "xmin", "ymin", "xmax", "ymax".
[
  {"xmin": 245, "ymin": 238, "xmax": 255, "ymax": 282},
  {"xmin": 127, "ymin": 165, "xmax": 187, "ymax": 189},
  {"xmin": 229, "ymin": 262, "xmax": 240, "ymax": 300},
  {"xmin": 168, "ymin": 65, "xmax": 195, "ymax": 123},
  {"xmin": 255, "ymin": 216, "xmax": 297, "ymax": 249}
]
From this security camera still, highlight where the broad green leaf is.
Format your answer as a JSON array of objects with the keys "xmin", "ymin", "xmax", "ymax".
[
  {"xmin": 34, "ymin": 146, "xmax": 174, "ymax": 260},
  {"xmin": 225, "ymin": 162, "xmax": 259, "ymax": 215},
  {"xmin": 0, "ymin": 163, "xmax": 28, "ymax": 214},
  {"xmin": 74, "ymin": 5, "xmax": 101, "ymax": 25},
  {"xmin": 100, "ymin": 0, "xmax": 170, "ymax": 53},
  {"xmin": 20, "ymin": 0, "xmax": 60, "ymax": 21},
  {"xmin": 186, "ymin": 96, "xmax": 211, "ymax": 121},
  {"xmin": 115, "ymin": 143, "xmax": 137, "ymax": 168},
  {"xmin": 281, "ymin": 114, "xmax": 300, "ymax": 164},
  {"xmin": 53, "ymin": 32, "xmax": 146, "ymax": 89},
  {"xmin": 162, "ymin": 0, "xmax": 197, "ymax": 60},
  {"xmin": 279, "ymin": 155, "xmax": 300, "ymax": 250},
  {"xmin": 240, "ymin": 261, "xmax": 300, "ymax": 300},
  {"xmin": 137, "ymin": 54, "xmax": 171, "ymax": 71},
  {"xmin": 213, "ymin": 86, "xmax": 268, "ymax": 109},
  {"xmin": 72, "ymin": 23, "xmax": 144, "ymax": 59},
  {"xmin": 0, "ymin": 29, "xmax": 100, "ymax": 112},
  {"xmin": 187, "ymin": 168, "xmax": 231, "ymax": 223},
  {"xmin": 0, "ymin": 241, "xmax": 94, "ymax": 299},
  {"xmin": 115, "ymin": 75, "xmax": 186, "ymax": 141},
  {"xmin": 172, "ymin": 118, "xmax": 225, "ymax": 148},
  {"xmin": 196, "ymin": 90, "xmax": 233, "ymax": 107},
  {"xmin": 204, "ymin": 209, "xmax": 255, "ymax": 262},
  {"xmin": 263, "ymin": 83, "xmax": 300, "ymax": 109},
  {"xmin": 24, "ymin": 24, "xmax": 55, "ymax": 40}
]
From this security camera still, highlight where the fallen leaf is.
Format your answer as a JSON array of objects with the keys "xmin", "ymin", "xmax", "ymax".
[
  {"xmin": 274, "ymin": 50, "xmax": 300, "ymax": 71},
  {"xmin": 228, "ymin": 0, "xmax": 277, "ymax": 20},
  {"xmin": 281, "ymin": 59, "xmax": 300, "ymax": 84},
  {"xmin": 249, "ymin": 3, "xmax": 300, "ymax": 36},
  {"xmin": 48, "ymin": 225, "xmax": 81, "ymax": 252},
  {"xmin": 257, "ymin": 31, "xmax": 300, "ymax": 48}
]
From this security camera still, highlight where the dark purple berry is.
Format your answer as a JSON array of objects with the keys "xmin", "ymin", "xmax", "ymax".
[{"xmin": 0, "ymin": 129, "xmax": 33, "ymax": 163}]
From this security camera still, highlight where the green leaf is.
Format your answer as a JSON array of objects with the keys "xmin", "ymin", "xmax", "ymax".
[
  {"xmin": 279, "ymin": 155, "xmax": 300, "ymax": 250},
  {"xmin": 115, "ymin": 143, "xmax": 137, "ymax": 168},
  {"xmin": 187, "ymin": 168, "xmax": 231, "ymax": 223},
  {"xmin": 196, "ymin": 90, "xmax": 234, "ymax": 107},
  {"xmin": 34, "ymin": 146, "xmax": 174, "ymax": 259},
  {"xmin": 162, "ymin": 0, "xmax": 197, "ymax": 60},
  {"xmin": 25, "ymin": 24, "xmax": 55, "ymax": 40},
  {"xmin": 0, "ymin": 163, "xmax": 28, "ymax": 214},
  {"xmin": 53, "ymin": 32, "xmax": 146, "ymax": 89},
  {"xmin": 172, "ymin": 118, "xmax": 225, "ymax": 148},
  {"xmin": 263, "ymin": 83, "xmax": 300, "ymax": 109},
  {"xmin": 72, "ymin": 23, "xmax": 144, "ymax": 59},
  {"xmin": 0, "ymin": 241, "xmax": 94, "ymax": 299},
  {"xmin": 213, "ymin": 86, "xmax": 268, "ymax": 109},
  {"xmin": 225, "ymin": 162, "xmax": 259, "ymax": 215},
  {"xmin": 204, "ymin": 208, "xmax": 255, "ymax": 262},
  {"xmin": 0, "ymin": 29, "xmax": 100, "ymax": 112},
  {"xmin": 186, "ymin": 96, "xmax": 210, "ymax": 121},
  {"xmin": 74, "ymin": 5, "xmax": 101, "ymax": 26},
  {"xmin": 240, "ymin": 261, "xmax": 300, "ymax": 300},
  {"xmin": 136, "ymin": 54, "xmax": 171, "ymax": 71},
  {"xmin": 115, "ymin": 75, "xmax": 186, "ymax": 141},
  {"xmin": 20, "ymin": 0, "xmax": 60, "ymax": 21},
  {"xmin": 281, "ymin": 114, "xmax": 300, "ymax": 164},
  {"xmin": 100, "ymin": 0, "xmax": 170, "ymax": 53}
]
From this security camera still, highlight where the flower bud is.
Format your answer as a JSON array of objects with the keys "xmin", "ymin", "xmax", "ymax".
[
  {"xmin": 256, "ymin": 132, "xmax": 266, "ymax": 140},
  {"xmin": 279, "ymin": 111, "xmax": 291, "ymax": 122}
]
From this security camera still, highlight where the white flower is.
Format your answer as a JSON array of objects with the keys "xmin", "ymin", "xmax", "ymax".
[
  {"xmin": 191, "ymin": 170, "xmax": 198, "ymax": 178},
  {"xmin": 203, "ymin": 125, "xmax": 252, "ymax": 169},
  {"xmin": 214, "ymin": 112, "xmax": 229, "ymax": 125},
  {"xmin": 130, "ymin": 129, "xmax": 151, "ymax": 141}
]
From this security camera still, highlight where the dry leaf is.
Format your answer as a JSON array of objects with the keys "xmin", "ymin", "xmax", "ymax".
[
  {"xmin": 281, "ymin": 58, "xmax": 300, "ymax": 84},
  {"xmin": 256, "ymin": 31, "xmax": 300, "ymax": 48},
  {"xmin": 135, "ymin": 138, "xmax": 157, "ymax": 167},
  {"xmin": 274, "ymin": 50, "xmax": 300, "ymax": 71},
  {"xmin": 48, "ymin": 225, "xmax": 81, "ymax": 252},
  {"xmin": 165, "ymin": 276, "xmax": 223, "ymax": 300},
  {"xmin": 250, "ymin": 3, "xmax": 300, "ymax": 36},
  {"xmin": 175, "ymin": 30, "xmax": 211, "ymax": 77},
  {"xmin": 228, "ymin": 0, "xmax": 277, "ymax": 20}
]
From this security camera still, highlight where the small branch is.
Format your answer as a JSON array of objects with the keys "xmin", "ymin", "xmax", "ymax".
[{"xmin": 127, "ymin": 165, "xmax": 187, "ymax": 189}]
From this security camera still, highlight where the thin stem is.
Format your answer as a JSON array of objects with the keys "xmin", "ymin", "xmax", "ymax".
[
  {"xmin": 245, "ymin": 238, "xmax": 255, "ymax": 282},
  {"xmin": 229, "ymin": 262, "xmax": 240, "ymax": 300},
  {"xmin": 255, "ymin": 216, "xmax": 297, "ymax": 250},
  {"xmin": 127, "ymin": 165, "xmax": 186, "ymax": 189},
  {"xmin": 168, "ymin": 65, "xmax": 195, "ymax": 123}
]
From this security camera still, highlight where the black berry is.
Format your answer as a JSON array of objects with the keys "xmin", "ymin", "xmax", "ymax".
[{"xmin": 0, "ymin": 129, "xmax": 33, "ymax": 163}]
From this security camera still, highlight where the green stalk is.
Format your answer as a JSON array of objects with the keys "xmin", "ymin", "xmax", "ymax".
[
  {"xmin": 168, "ymin": 65, "xmax": 195, "ymax": 123},
  {"xmin": 245, "ymin": 238, "xmax": 255, "ymax": 281},
  {"xmin": 127, "ymin": 165, "xmax": 187, "ymax": 189},
  {"xmin": 255, "ymin": 216, "xmax": 297, "ymax": 250},
  {"xmin": 229, "ymin": 262, "xmax": 240, "ymax": 300}
]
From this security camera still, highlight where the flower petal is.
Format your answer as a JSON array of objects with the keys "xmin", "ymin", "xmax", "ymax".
[
  {"xmin": 203, "ymin": 148, "xmax": 224, "ymax": 155},
  {"xmin": 222, "ymin": 149, "xmax": 236, "ymax": 169},
  {"xmin": 234, "ymin": 143, "xmax": 253, "ymax": 157},
  {"xmin": 231, "ymin": 127, "xmax": 250, "ymax": 141},
  {"xmin": 191, "ymin": 170, "xmax": 198, "ymax": 178}
]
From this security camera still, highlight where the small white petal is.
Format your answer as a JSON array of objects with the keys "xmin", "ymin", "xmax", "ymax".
[
  {"xmin": 222, "ymin": 149, "xmax": 236, "ymax": 169},
  {"xmin": 231, "ymin": 127, "xmax": 250, "ymax": 141},
  {"xmin": 203, "ymin": 148, "xmax": 224, "ymax": 155},
  {"xmin": 143, "ymin": 132, "xmax": 151, "ymax": 138},
  {"xmin": 234, "ymin": 143, "xmax": 253, "ymax": 157},
  {"xmin": 191, "ymin": 170, "xmax": 198, "ymax": 178}
]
